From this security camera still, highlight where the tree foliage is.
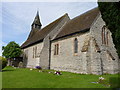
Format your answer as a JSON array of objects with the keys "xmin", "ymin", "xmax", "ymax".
[
  {"xmin": 98, "ymin": 2, "xmax": 120, "ymax": 58},
  {"xmin": 0, "ymin": 56, "xmax": 7, "ymax": 69},
  {"xmin": 2, "ymin": 41, "xmax": 22, "ymax": 58}
]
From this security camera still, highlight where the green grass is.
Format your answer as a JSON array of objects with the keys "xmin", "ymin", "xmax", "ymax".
[
  {"xmin": 0, "ymin": 72, "xmax": 2, "ymax": 89},
  {"xmin": 2, "ymin": 66, "xmax": 119, "ymax": 88}
]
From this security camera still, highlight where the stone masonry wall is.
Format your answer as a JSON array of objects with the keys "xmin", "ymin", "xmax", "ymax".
[
  {"xmin": 22, "ymin": 13, "xmax": 119, "ymax": 75},
  {"xmin": 90, "ymin": 14, "xmax": 119, "ymax": 74},
  {"xmin": 23, "ymin": 42, "xmax": 43, "ymax": 68},
  {"xmin": 50, "ymin": 14, "xmax": 119, "ymax": 75},
  {"xmin": 39, "ymin": 15, "xmax": 70, "ymax": 69},
  {"xmin": 50, "ymin": 32, "xmax": 90, "ymax": 74}
]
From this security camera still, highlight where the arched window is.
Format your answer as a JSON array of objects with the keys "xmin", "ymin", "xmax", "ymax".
[
  {"xmin": 102, "ymin": 25, "xmax": 106, "ymax": 44},
  {"xmin": 54, "ymin": 44, "xmax": 59, "ymax": 55},
  {"xmin": 102, "ymin": 25, "xmax": 109, "ymax": 46},
  {"xmin": 33, "ymin": 46, "xmax": 37, "ymax": 58},
  {"xmin": 35, "ymin": 24, "xmax": 37, "ymax": 28},
  {"xmin": 106, "ymin": 32, "xmax": 109, "ymax": 46},
  {"xmin": 33, "ymin": 47, "xmax": 34, "ymax": 58},
  {"xmin": 35, "ymin": 46, "xmax": 37, "ymax": 58},
  {"xmin": 74, "ymin": 38, "xmax": 78, "ymax": 53}
]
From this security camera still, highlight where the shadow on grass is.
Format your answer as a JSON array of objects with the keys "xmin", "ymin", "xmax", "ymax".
[
  {"xmin": 2, "ymin": 69, "xmax": 14, "ymax": 72},
  {"xmin": 109, "ymin": 77, "xmax": 120, "ymax": 88}
]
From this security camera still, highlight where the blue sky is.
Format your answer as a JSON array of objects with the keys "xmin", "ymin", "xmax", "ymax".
[{"xmin": 0, "ymin": 2, "xmax": 98, "ymax": 56}]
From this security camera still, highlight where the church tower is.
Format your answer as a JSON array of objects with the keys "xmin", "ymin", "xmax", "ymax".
[
  {"xmin": 28, "ymin": 11, "xmax": 42, "ymax": 39},
  {"xmin": 31, "ymin": 11, "xmax": 42, "ymax": 30}
]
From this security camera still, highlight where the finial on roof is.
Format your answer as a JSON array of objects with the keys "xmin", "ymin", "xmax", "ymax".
[
  {"xmin": 65, "ymin": 13, "xmax": 68, "ymax": 15},
  {"xmin": 36, "ymin": 10, "xmax": 39, "ymax": 16}
]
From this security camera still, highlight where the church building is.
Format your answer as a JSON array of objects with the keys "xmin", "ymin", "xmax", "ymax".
[{"xmin": 21, "ymin": 7, "xmax": 119, "ymax": 75}]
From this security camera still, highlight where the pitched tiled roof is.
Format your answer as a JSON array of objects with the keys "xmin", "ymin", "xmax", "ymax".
[
  {"xmin": 21, "ymin": 13, "xmax": 69, "ymax": 49},
  {"xmin": 21, "ymin": 8, "xmax": 100, "ymax": 49},
  {"xmin": 55, "ymin": 7, "xmax": 100, "ymax": 39},
  {"xmin": 27, "ymin": 28, "xmax": 39, "ymax": 40}
]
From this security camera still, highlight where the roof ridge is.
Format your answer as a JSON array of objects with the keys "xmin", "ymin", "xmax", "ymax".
[
  {"xmin": 72, "ymin": 7, "xmax": 98, "ymax": 20},
  {"xmin": 39, "ymin": 13, "xmax": 70, "ymax": 40},
  {"xmin": 54, "ymin": 7, "xmax": 99, "ymax": 39},
  {"xmin": 41, "ymin": 13, "xmax": 70, "ymax": 30},
  {"xmin": 21, "ymin": 13, "xmax": 70, "ymax": 48},
  {"xmin": 33, "ymin": 13, "xmax": 70, "ymax": 37}
]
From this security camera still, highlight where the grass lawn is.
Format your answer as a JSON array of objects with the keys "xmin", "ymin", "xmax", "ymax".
[
  {"xmin": 2, "ymin": 66, "xmax": 119, "ymax": 88},
  {"xmin": 0, "ymin": 72, "xmax": 2, "ymax": 89}
]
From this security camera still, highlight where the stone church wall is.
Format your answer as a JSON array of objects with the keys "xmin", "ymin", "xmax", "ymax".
[
  {"xmin": 23, "ymin": 42, "xmax": 43, "ymax": 68},
  {"xmin": 39, "ymin": 15, "xmax": 70, "ymax": 69},
  {"xmin": 22, "ymin": 13, "xmax": 119, "ymax": 75},
  {"xmin": 50, "ymin": 14, "xmax": 119, "ymax": 75},
  {"xmin": 50, "ymin": 32, "xmax": 90, "ymax": 74},
  {"xmin": 90, "ymin": 14, "xmax": 119, "ymax": 74}
]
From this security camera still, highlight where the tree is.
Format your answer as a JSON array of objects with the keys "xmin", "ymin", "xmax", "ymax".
[
  {"xmin": 0, "ymin": 56, "xmax": 7, "ymax": 69},
  {"xmin": 98, "ymin": 2, "xmax": 120, "ymax": 58},
  {"xmin": 2, "ymin": 41, "xmax": 22, "ymax": 58}
]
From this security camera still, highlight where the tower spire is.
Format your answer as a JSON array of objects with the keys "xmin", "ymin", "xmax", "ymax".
[
  {"xmin": 31, "ymin": 11, "xmax": 42, "ymax": 29},
  {"xmin": 37, "ymin": 10, "xmax": 39, "ymax": 16}
]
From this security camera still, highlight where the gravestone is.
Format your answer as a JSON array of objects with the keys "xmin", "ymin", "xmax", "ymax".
[{"xmin": 18, "ymin": 62, "xmax": 23, "ymax": 68}]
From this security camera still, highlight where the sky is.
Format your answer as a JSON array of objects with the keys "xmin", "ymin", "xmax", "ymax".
[{"xmin": 0, "ymin": 1, "xmax": 98, "ymax": 56}]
